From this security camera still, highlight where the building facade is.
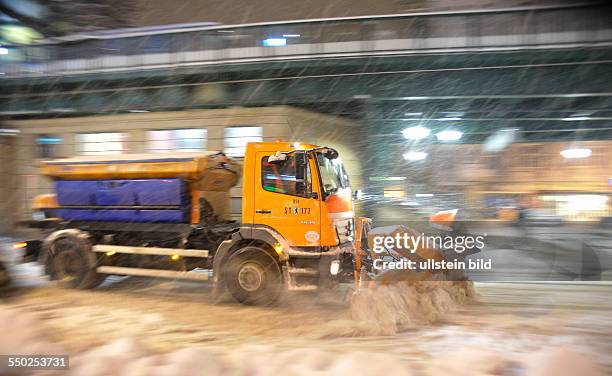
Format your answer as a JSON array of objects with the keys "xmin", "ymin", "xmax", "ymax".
[{"xmin": 2, "ymin": 106, "xmax": 362, "ymax": 232}]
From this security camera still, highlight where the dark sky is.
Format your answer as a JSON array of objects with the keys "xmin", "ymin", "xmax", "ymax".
[{"xmin": 133, "ymin": 0, "xmax": 560, "ymax": 27}]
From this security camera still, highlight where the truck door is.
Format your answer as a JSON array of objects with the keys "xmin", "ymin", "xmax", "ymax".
[{"xmin": 253, "ymin": 151, "xmax": 321, "ymax": 247}]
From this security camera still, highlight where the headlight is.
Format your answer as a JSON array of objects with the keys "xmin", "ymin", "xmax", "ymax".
[
  {"xmin": 13, "ymin": 242, "xmax": 27, "ymax": 250},
  {"xmin": 32, "ymin": 211, "xmax": 45, "ymax": 220},
  {"xmin": 330, "ymin": 260, "xmax": 340, "ymax": 276}
]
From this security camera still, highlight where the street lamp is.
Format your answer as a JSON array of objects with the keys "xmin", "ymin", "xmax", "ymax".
[
  {"xmin": 560, "ymin": 148, "xmax": 592, "ymax": 159},
  {"xmin": 436, "ymin": 130, "xmax": 463, "ymax": 141},
  {"xmin": 402, "ymin": 126, "xmax": 430, "ymax": 140},
  {"xmin": 403, "ymin": 151, "xmax": 428, "ymax": 161}
]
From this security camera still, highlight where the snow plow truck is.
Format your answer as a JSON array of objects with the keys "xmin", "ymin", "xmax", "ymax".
[{"xmin": 15, "ymin": 142, "xmax": 469, "ymax": 304}]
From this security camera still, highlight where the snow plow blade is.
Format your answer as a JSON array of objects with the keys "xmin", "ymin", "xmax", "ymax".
[
  {"xmin": 353, "ymin": 209, "xmax": 475, "ymax": 287},
  {"xmin": 368, "ymin": 225, "xmax": 447, "ymax": 285}
]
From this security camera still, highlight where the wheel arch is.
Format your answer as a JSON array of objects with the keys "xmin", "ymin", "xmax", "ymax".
[
  {"xmin": 42, "ymin": 228, "xmax": 105, "ymax": 289},
  {"xmin": 212, "ymin": 226, "xmax": 289, "ymax": 296},
  {"xmin": 42, "ymin": 228, "xmax": 95, "ymax": 274}
]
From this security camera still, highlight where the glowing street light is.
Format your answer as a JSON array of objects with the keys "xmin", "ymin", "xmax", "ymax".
[
  {"xmin": 560, "ymin": 148, "xmax": 592, "ymax": 159},
  {"xmin": 403, "ymin": 151, "xmax": 428, "ymax": 161},
  {"xmin": 483, "ymin": 128, "xmax": 518, "ymax": 153},
  {"xmin": 402, "ymin": 126, "xmax": 430, "ymax": 140},
  {"xmin": 436, "ymin": 130, "xmax": 463, "ymax": 141},
  {"xmin": 262, "ymin": 38, "xmax": 287, "ymax": 47},
  {"xmin": 562, "ymin": 115, "xmax": 590, "ymax": 121}
]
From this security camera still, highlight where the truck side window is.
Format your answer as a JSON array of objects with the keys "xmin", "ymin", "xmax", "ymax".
[{"xmin": 262, "ymin": 154, "xmax": 310, "ymax": 197}]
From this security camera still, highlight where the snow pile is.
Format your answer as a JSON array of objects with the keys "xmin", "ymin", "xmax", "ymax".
[
  {"xmin": 69, "ymin": 339, "xmax": 228, "ymax": 376},
  {"xmin": 225, "ymin": 346, "xmax": 416, "ymax": 376},
  {"xmin": 67, "ymin": 340, "xmax": 605, "ymax": 376},
  {"xmin": 524, "ymin": 347, "xmax": 604, "ymax": 376},
  {"xmin": 317, "ymin": 281, "xmax": 476, "ymax": 337},
  {"xmin": 426, "ymin": 345, "xmax": 604, "ymax": 376},
  {"xmin": 0, "ymin": 307, "xmax": 64, "ymax": 356},
  {"xmin": 425, "ymin": 346, "xmax": 509, "ymax": 376},
  {"xmin": 0, "ymin": 305, "xmax": 605, "ymax": 376},
  {"xmin": 68, "ymin": 342, "xmax": 416, "ymax": 376}
]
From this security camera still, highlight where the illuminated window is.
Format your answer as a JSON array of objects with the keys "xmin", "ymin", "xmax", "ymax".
[
  {"xmin": 77, "ymin": 132, "xmax": 127, "ymax": 155},
  {"xmin": 541, "ymin": 194, "xmax": 611, "ymax": 221},
  {"xmin": 36, "ymin": 134, "xmax": 62, "ymax": 158},
  {"xmin": 383, "ymin": 185, "xmax": 405, "ymax": 198},
  {"xmin": 147, "ymin": 129, "xmax": 207, "ymax": 153},
  {"xmin": 224, "ymin": 126, "xmax": 262, "ymax": 157}
]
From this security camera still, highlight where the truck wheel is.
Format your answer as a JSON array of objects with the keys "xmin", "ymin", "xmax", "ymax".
[
  {"xmin": 224, "ymin": 247, "xmax": 282, "ymax": 305},
  {"xmin": 47, "ymin": 235, "xmax": 105, "ymax": 289}
]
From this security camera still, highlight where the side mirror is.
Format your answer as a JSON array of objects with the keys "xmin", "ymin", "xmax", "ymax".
[
  {"xmin": 353, "ymin": 189, "xmax": 363, "ymax": 200},
  {"xmin": 322, "ymin": 148, "xmax": 339, "ymax": 160}
]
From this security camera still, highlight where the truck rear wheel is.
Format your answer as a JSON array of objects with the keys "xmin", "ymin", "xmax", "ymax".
[
  {"xmin": 224, "ymin": 246, "xmax": 282, "ymax": 306},
  {"xmin": 47, "ymin": 234, "xmax": 105, "ymax": 289}
]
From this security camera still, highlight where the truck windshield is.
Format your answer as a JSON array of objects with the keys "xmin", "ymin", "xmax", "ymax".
[{"xmin": 315, "ymin": 152, "xmax": 349, "ymax": 196}]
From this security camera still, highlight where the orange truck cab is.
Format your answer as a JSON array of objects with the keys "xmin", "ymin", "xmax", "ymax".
[
  {"xmin": 18, "ymin": 142, "xmax": 359, "ymax": 305},
  {"xmin": 213, "ymin": 142, "xmax": 357, "ymax": 302},
  {"xmin": 243, "ymin": 142, "xmax": 354, "ymax": 248}
]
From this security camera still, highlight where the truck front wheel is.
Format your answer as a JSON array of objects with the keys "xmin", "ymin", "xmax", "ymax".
[
  {"xmin": 47, "ymin": 234, "xmax": 105, "ymax": 289},
  {"xmin": 224, "ymin": 247, "xmax": 282, "ymax": 305}
]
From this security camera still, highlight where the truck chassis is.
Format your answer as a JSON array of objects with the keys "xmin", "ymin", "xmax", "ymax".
[{"xmin": 30, "ymin": 217, "xmax": 352, "ymax": 305}]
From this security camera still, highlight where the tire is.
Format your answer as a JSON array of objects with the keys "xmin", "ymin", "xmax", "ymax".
[
  {"xmin": 224, "ymin": 246, "xmax": 283, "ymax": 306},
  {"xmin": 46, "ymin": 234, "xmax": 105, "ymax": 289}
]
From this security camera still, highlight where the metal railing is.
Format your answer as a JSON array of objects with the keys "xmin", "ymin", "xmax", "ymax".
[{"xmin": 1, "ymin": 3, "xmax": 611, "ymax": 77}]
